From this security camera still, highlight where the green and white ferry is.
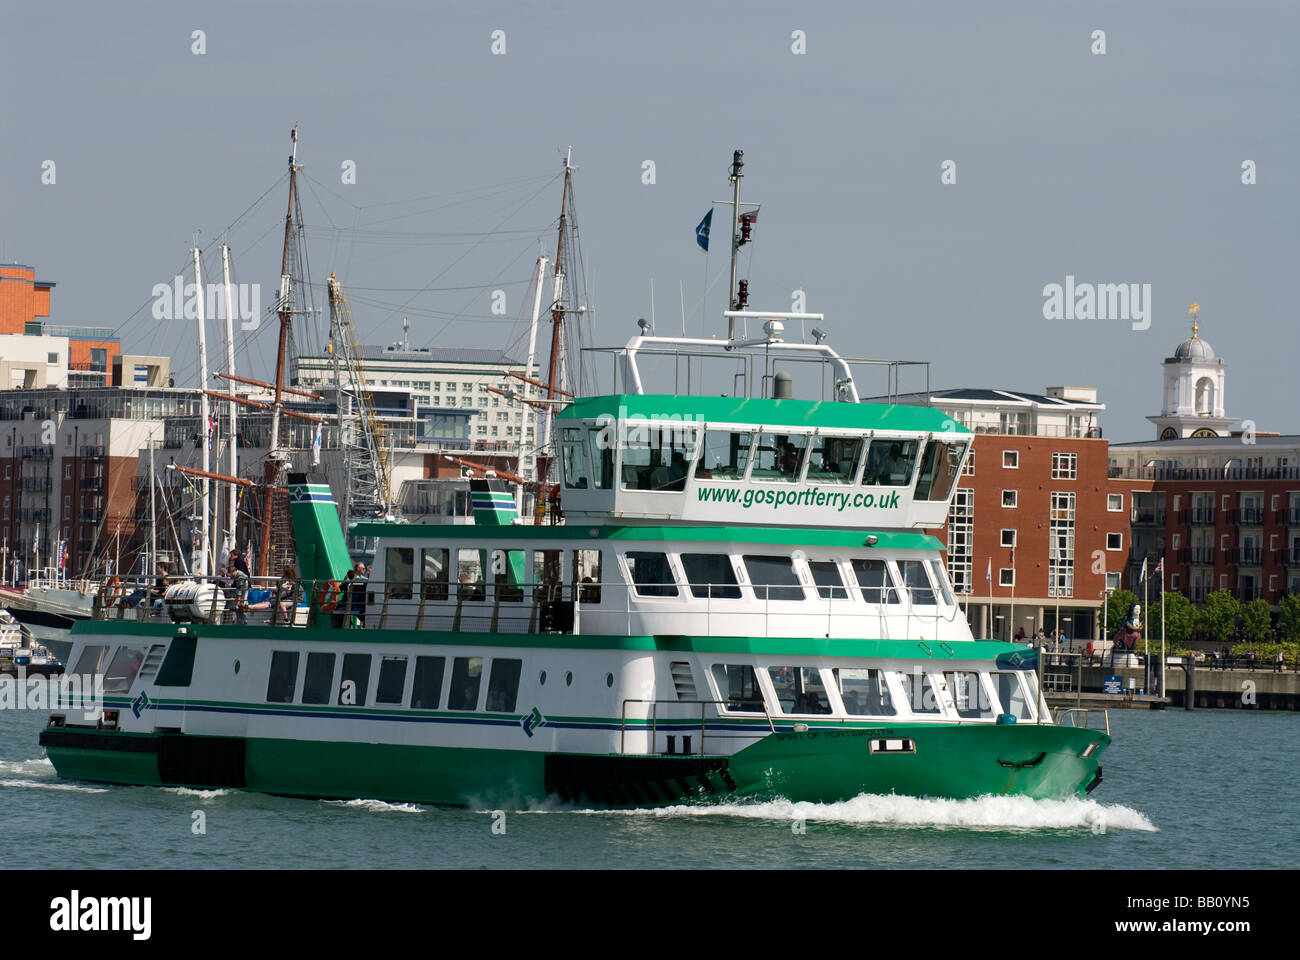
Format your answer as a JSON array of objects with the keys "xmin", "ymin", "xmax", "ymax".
[{"xmin": 40, "ymin": 312, "xmax": 1109, "ymax": 807}]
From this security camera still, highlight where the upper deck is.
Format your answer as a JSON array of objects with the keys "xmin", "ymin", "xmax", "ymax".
[{"xmin": 555, "ymin": 393, "xmax": 970, "ymax": 529}]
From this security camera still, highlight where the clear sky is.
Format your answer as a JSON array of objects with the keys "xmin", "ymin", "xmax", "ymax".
[{"xmin": 4, "ymin": 0, "xmax": 1296, "ymax": 442}]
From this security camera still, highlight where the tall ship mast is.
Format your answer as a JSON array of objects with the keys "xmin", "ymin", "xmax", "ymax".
[{"xmin": 38, "ymin": 151, "xmax": 1110, "ymax": 808}]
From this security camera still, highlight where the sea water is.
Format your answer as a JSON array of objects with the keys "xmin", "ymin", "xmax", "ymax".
[{"xmin": 2, "ymin": 705, "xmax": 1296, "ymax": 869}]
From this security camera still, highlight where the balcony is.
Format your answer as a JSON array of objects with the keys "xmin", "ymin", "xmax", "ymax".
[
  {"xmin": 1109, "ymin": 465, "xmax": 1300, "ymax": 481},
  {"xmin": 18, "ymin": 508, "xmax": 51, "ymax": 523},
  {"xmin": 81, "ymin": 477, "xmax": 105, "ymax": 492},
  {"xmin": 1277, "ymin": 549, "xmax": 1300, "ymax": 567},
  {"xmin": 1227, "ymin": 547, "xmax": 1263, "ymax": 565},
  {"xmin": 1278, "ymin": 508, "xmax": 1300, "ymax": 526},
  {"xmin": 1180, "ymin": 547, "xmax": 1216, "ymax": 565},
  {"xmin": 21, "ymin": 477, "xmax": 51, "ymax": 492},
  {"xmin": 1236, "ymin": 586, "xmax": 1261, "ymax": 602},
  {"xmin": 1131, "ymin": 510, "xmax": 1166, "ymax": 526},
  {"xmin": 79, "ymin": 445, "xmax": 106, "ymax": 459},
  {"xmin": 20, "ymin": 446, "xmax": 51, "ymax": 460},
  {"xmin": 1182, "ymin": 509, "xmax": 1216, "ymax": 526},
  {"xmin": 1230, "ymin": 508, "xmax": 1265, "ymax": 526}
]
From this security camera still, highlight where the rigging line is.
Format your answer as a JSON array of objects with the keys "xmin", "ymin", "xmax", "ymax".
[
  {"xmin": 357, "ymin": 177, "xmax": 557, "ymax": 341},
  {"xmin": 301, "ymin": 278, "xmax": 532, "ymax": 294},
  {"xmin": 353, "ymin": 171, "xmax": 558, "ymax": 211},
  {"xmin": 416, "ymin": 235, "xmax": 545, "ymax": 349},
  {"xmin": 355, "ymin": 172, "xmax": 563, "ymax": 230},
  {"xmin": 298, "ymin": 170, "xmax": 559, "ymax": 227}
]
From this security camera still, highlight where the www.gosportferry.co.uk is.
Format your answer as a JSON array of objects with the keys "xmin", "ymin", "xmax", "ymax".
[{"xmin": 696, "ymin": 485, "xmax": 902, "ymax": 512}]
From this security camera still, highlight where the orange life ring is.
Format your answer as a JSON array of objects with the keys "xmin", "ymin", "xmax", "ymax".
[
  {"xmin": 317, "ymin": 580, "xmax": 342, "ymax": 613},
  {"xmin": 104, "ymin": 577, "xmax": 123, "ymax": 605}
]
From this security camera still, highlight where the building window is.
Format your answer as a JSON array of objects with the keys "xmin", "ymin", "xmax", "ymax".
[
  {"xmin": 1049, "ymin": 491, "xmax": 1076, "ymax": 598},
  {"xmin": 999, "ymin": 568, "xmax": 1015, "ymax": 587},
  {"xmin": 1107, "ymin": 493, "xmax": 1123, "ymax": 511},
  {"xmin": 963, "ymin": 448, "xmax": 975, "ymax": 476},
  {"xmin": 1000, "ymin": 529, "xmax": 1016, "ymax": 547},
  {"xmin": 946, "ymin": 488, "xmax": 974, "ymax": 594},
  {"xmin": 1105, "ymin": 571, "xmax": 1121, "ymax": 590},
  {"xmin": 1051, "ymin": 452, "xmax": 1077, "ymax": 479},
  {"xmin": 1002, "ymin": 450, "xmax": 1019, "ymax": 469},
  {"xmin": 1172, "ymin": 574, "xmax": 1182, "ymax": 590},
  {"xmin": 1002, "ymin": 490, "xmax": 1017, "ymax": 508},
  {"xmin": 1106, "ymin": 533, "xmax": 1123, "ymax": 551}
]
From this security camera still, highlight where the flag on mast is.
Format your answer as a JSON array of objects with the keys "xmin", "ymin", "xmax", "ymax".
[
  {"xmin": 1140, "ymin": 556, "xmax": 1149, "ymax": 582},
  {"xmin": 985, "ymin": 557, "xmax": 991, "ymax": 583},
  {"xmin": 312, "ymin": 422, "xmax": 322, "ymax": 466},
  {"xmin": 695, "ymin": 209, "xmax": 713, "ymax": 251}
]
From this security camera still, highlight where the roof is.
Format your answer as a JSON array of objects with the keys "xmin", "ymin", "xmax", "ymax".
[
  {"xmin": 357, "ymin": 345, "xmax": 524, "ymax": 365},
  {"xmin": 556, "ymin": 394, "xmax": 966, "ymax": 433},
  {"xmin": 862, "ymin": 387, "xmax": 1104, "ymax": 409}
]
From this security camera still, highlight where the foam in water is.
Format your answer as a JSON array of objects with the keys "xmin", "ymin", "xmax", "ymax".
[
  {"xmin": 0, "ymin": 778, "xmax": 109, "ymax": 794},
  {"xmin": 0, "ymin": 757, "xmax": 56, "ymax": 778},
  {"xmin": 162, "ymin": 787, "xmax": 230, "ymax": 799},
  {"xmin": 323, "ymin": 798, "xmax": 425, "ymax": 814},
  {"xmin": 574, "ymin": 793, "xmax": 1157, "ymax": 833}
]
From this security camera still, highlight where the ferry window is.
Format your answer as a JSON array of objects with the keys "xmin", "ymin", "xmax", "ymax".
[
  {"xmin": 808, "ymin": 561, "xmax": 848, "ymax": 599},
  {"xmin": 744, "ymin": 555, "xmax": 805, "ymax": 601},
  {"xmin": 533, "ymin": 549, "xmax": 563, "ymax": 601},
  {"xmin": 620, "ymin": 423, "xmax": 696, "ymax": 492},
  {"xmin": 302, "ymin": 652, "xmax": 336, "ymax": 705},
  {"xmin": 422, "ymin": 548, "xmax": 449, "ymax": 601},
  {"xmin": 486, "ymin": 658, "xmax": 522, "ymax": 712},
  {"xmin": 447, "ymin": 656, "xmax": 483, "ymax": 711},
  {"xmin": 833, "ymin": 667, "xmax": 897, "ymax": 716},
  {"xmin": 71, "ymin": 644, "xmax": 108, "ymax": 676},
  {"xmin": 457, "ymin": 548, "xmax": 486, "ymax": 602},
  {"xmin": 944, "ymin": 671, "xmax": 995, "ymax": 719},
  {"xmin": 696, "ymin": 430, "xmax": 754, "ymax": 480},
  {"xmin": 850, "ymin": 558, "xmax": 900, "ymax": 604},
  {"xmin": 767, "ymin": 666, "xmax": 832, "ymax": 714},
  {"xmin": 573, "ymin": 549, "xmax": 602, "ymax": 604},
  {"xmin": 897, "ymin": 559, "xmax": 937, "ymax": 605},
  {"xmin": 928, "ymin": 559, "xmax": 956, "ymax": 605},
  {"xmin": 103, "ymin": 645, "xmax": 147, "ymax": 694},
  {"xmin": 712, "ymin": 664, "xmax": 765, "ymax": 712},
  {"xmin": 338, "ymin": 653, "xmax": 371, "ymax": 706},
  {"xmin": 915, "ymin": 439, "xmax": 966, "ymax": 501},
  {"xmin": 681, "ymin": 553, "xmax": 742, "ymax": 599},
  {"xmin": 376, "ymin": 655, "xmax": 408, "ymax": 704},
  {"xmin": 898, "ymin": 670, "xmax": 942, "ymax": 715},
  {"xmin": 588, "ymin": 429, "xmax": 614, "ymax": 489},
  {"xmin": 625, "ymin": 551, "xmax": 679, "ymax": 597},
  {"xmin": 265, "ymin": 651, "xmax": 300, "ymax": 703},
  {"xmin": 561, "ymin": 427, "xmax": 591, "ymax": 489},
  {"xmin": 491, "ymin": 549, "xmax": 525, "ymax": 602},
  {"xmin": 410, "ymin": 656, "xmax": 446, "ymax": 709},
  {"xmin": 991, "ymin": 672, "xmax": 1033, "ymax": 720},
  {"xmin": 862, "ymin": 438, "xmax": 919, "ymax": 486},
  {"xmin": 807, "ymin": 436, "xmax": 862, "ymax": 484},
  {"xmin": 751, "ymin": 432, "xmax": 806, "ymax": 482},
  {"xmin": 385, "ymin": 547, "xmax": 414, "ymax": 600}
]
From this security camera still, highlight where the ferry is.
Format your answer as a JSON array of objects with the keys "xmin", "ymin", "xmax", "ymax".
[{"xmin": 39, "ymin": 309, "xmax": 1110, "ymax": 807}]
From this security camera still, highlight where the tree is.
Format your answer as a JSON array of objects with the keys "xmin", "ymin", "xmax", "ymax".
[
  {"xmin": 1279, "ymin": 594, "xmax": 1300, "ymax": 642},
  {"xmin": 1197, "ymin": 590, "xmax": 1240, "ymax": 646},
  {"xmin": 1161, "ymin": 591, "xmax": 1195, "ymax": 642},
  {"xmin": 1241, "ymin": 598, "xmax": 1272, "ymax": 644},
  {"xmin": 1105, "ymin": 589, "xmax": 1138, "ymax": 638}
]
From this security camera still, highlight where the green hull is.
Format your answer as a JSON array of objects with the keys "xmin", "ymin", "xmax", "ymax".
[{"xmin": 43, "ymin": 721, "xmax": 1106, "ymax": 807}]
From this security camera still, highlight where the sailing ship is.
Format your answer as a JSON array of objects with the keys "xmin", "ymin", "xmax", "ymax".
[{"xmin": 38, "ymin": 151, "xmax": 1110, "ymax": 806}]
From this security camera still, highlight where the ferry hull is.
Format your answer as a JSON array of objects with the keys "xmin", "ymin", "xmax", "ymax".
[{"xmin": 41, "ymin": 722, "xmax": 1106, "ymax": 807}]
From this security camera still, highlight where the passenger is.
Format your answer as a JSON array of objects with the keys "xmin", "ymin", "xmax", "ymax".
[
  {"xmin": 332, "ymin": 569, "xmax": 357, "ymax": 628},
  {"xmin": 579, "ymin": 576, "xmax": 600, "ymax": 604},
  {"xmin": 349, "ymin": 564, "xmax": 368, "ymax": 626},
  {"xmin": 276, "ymin": 565, "xmax": 303, "ymax": 623},
  {"xmin": 843, "ymin": 690, "xmax": 861, "ymax": 714},
  {"xmin": 150, "ymin": 563, "xmax": 172, "ymax": 610},
  {"xmin": 228, "ymin": 563, "xmax": 250, "ymax": 625},
  {"xmin": 665, "ymin": 451, "xmax": 688, "ymax": 491},
  {"xmin": 779, "ymin": 443, "xmax": 799, "ymax": 474}
]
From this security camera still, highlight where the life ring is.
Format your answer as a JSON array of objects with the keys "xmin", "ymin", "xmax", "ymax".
[
  {"xmin": 104, "ymin": 577, "xmax": 123, "ymax": 605},
  {"xmin": 317, "ymin": 580, "xmax": 342, "ymax": 613}
]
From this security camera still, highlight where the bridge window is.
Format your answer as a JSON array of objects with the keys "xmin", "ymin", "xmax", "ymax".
[
  {"xmin": 944, "ymin": 671, "xmax": 995, "ymax": 719},
  {"xmin": 862, "ymin": 438, "xmax": 919, "ymax": 486},
  {"xmin": 491, "ymin": 549, "xmax": 525, "ymax": 602},
  {"xmin": 696, "ymin": 430, "xmax": 754, "ymax": 480},
  {"xmin": 808, "ymin": 561, "xmax": 848, "ymax": 599},
  {"xmin": 807, "ymin": 436, "xmax": 862, "ymax": 484},
  {"xmin": 850, "ymin": 558, "xmax": 900, "ymax": 604},
  {"xmin": 897, "ymin": 559, "xmax": 937, "ymax": 605},
  {"xmin": 898, "ymin": 669, "xmax": 942, "ymax": 714},
  {"xmin": 410, "ymin": 656, "xmax": 446, "ymax": 709},
  {"xmin": 385, "ymin": 547, "xmax": 414, "ymax": 600},
  {"xmin": 751, "ymin": 433, "xmax": 806, "ymax": 482},
  {"xmin": 589, "ymin": 428, "xmax": 613, "ymax": 489},
  {"xmin": 767, "ymin": 666, "xmax": 832, "ymax": 714},
  {"xmin": 681, "ymin": 553, "xmax": 742, "ymax": 599},
  {"xmin": 620, "ymin": 424, "xmax": 697, "ymax": 492},
  {"xmin": 915, "ymin": 439, "xmax": 967, "ymax": 501},
  {"xmin": 338, "ymin": 653, "xmax": 371, "ymax": 706},
  {"xmin": 376, "ymin": 655, "xmax": 408, "ymax": 705},
  {"xmin": 302, "ymin": 652, "xmax": 335, "ymax": 704},
  {"xmin": 560, "ymin": 427, "xmax": 591, "ymax": 489},
  {"xmin": 71, "ymin": 644, "xmax": 108, "ymax": 676},
  {"xmin": 991, "ymin": 672, "xmax": 1033, "ymax": 720},
  {"xmin": 711, "ymin": 664, "xmax": 765, "ymax": 712},
  {"xmin": 744, "ymin": 555, "xmax": 805, "ymax": 601},
  {"xmin": 422, "ymin": 548, "xmax": 449, "ymax": 601},
  {"xmin": 833, "ymin": 667, "xmax": 896, "ymax": 716},
  {"xmin": 626, "ymin": 551, "xmax": 679, "ymax": 597},
  {"xmin": 486, "ymin": 658, "xmax": 522, "ymax": 712},
  {"xmin": 103, "ymin": 645, "xmax": 147, "ymax": 694},
  {"xmin": 457, "ymin": 548, "xmax": 485, "ymax": 602},
  {"xmin": 265, "ymin": 651, "xmax": 299, "ymax": 704},
  {"xmin": 928, "ymin": 559, "xmax": 956, "ymax": 605},
  {"xmin": 447, "ymin": 656, "xmax": 483, "ymax": 711}
]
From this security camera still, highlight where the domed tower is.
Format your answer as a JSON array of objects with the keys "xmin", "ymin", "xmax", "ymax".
[{"xmin": 1146, "ymin": 303, "xmax": 1235, "ymax": 439}]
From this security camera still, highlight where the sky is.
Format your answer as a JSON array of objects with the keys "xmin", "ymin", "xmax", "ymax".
[{"xmin": 3, "ymin": 0, "xmax": 1297, "ymax": 442}]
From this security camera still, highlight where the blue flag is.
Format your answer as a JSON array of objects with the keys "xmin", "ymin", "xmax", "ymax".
[{"xmin": 695, "ymin": 209, "xmax": 712, "ymax": 251}]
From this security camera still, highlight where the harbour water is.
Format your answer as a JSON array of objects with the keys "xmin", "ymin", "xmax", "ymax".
[{"xmin": 2, "ymin": 703, "xmax": 1296, "ymax": 869}]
